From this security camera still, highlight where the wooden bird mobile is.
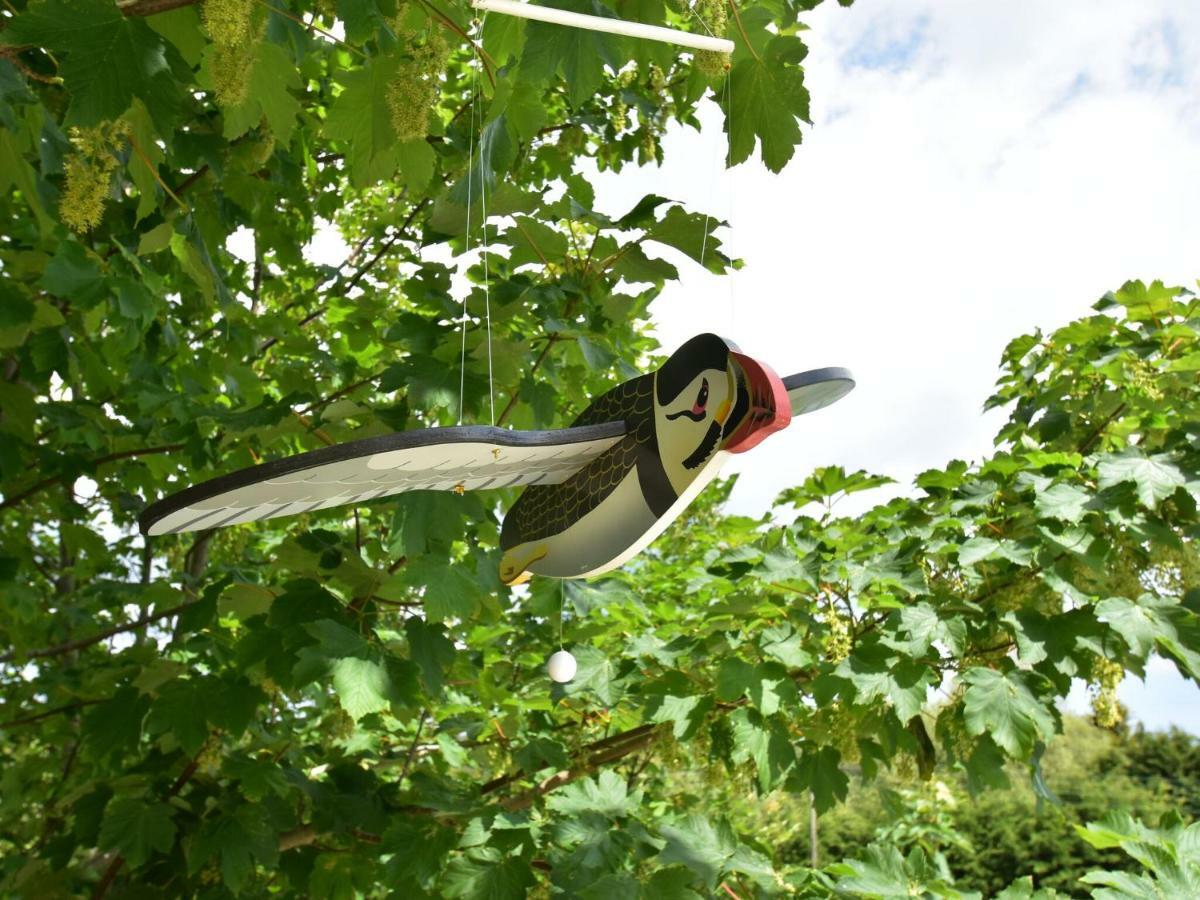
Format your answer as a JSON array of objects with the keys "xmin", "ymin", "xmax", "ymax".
[{"xmin": 140, "ymin": 335, "xmax": 854, "ymax": 581}]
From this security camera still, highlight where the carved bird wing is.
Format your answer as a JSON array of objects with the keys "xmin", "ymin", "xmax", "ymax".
[
  {"xmin": 783, "ymin": 367, "xmax": 855, "ymax": 416},
  {"xmin": 139, "ymin": 422, "xmax": 626, "ymax": 537},
  {"xmin": 501, "ymin": 375, "xmax": 656, "ymax": 549}
]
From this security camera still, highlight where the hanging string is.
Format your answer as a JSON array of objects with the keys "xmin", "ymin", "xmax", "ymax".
[
  {"xmin": 686, "ymin": 3, "xmax": 734, "ymax": 332},
  {"xmin": 477, "ymin": 12, "xmax": 496, "ymax": 426},
  {"xmin": 459, "ymin": 27, "xmax": 476, "ymax": 426},
  {"xmin": 697, "ymin": 70, "xmax": 729, "ymax": 272},
  {"xmin": 559, "ymin": 579, "xmax": 565, "ymax": 649},
  {"xmin": 689, "ymin": 3, "xmax": 718, "ymax": 273},
  {"xmin": 459, "ymin": 11, "xmax": 496, "ymax": 426},
  {"xmin": 725, "ymin": 65, "xmax": 735, "ymax": 336}
]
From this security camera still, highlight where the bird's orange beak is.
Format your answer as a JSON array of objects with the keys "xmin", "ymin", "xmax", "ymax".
[{"xmin": 725, "ymin": 353, "xmax": 792, "ymax": 453}]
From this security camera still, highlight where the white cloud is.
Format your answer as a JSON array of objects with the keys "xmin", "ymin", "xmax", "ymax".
[
  {"xmin": 581, "ymin": 0, "xmax": 1200, "ymax": 730},
  {"xmin": 580, "ymin": 0, "xmax": 1199, "ymax": 514}
]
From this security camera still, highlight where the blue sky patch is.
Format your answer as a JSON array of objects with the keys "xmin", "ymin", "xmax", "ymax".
[{"xmin": 842, "ymin": 15, "xmax": 929, "ymax": 72}]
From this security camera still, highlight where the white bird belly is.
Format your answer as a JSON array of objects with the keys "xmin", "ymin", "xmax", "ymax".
[{"xmin": 527, "ymin": 451, "xmax": 729, "ymax": 579}]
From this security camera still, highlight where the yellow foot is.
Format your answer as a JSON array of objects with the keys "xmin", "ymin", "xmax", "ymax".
[{"xmin": 499, "ymin": 543, "xmax": 548, "ymax": 585}]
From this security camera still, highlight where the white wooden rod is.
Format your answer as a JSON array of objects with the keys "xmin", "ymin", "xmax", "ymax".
[{"xmin": 470, "ymin": 0, "xmax": 735, "ymax": 54}]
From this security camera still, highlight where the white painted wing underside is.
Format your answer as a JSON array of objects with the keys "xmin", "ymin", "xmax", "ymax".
[{"xmin": 142, "ymin": 425, "xmax": 626, "ymax": 537}]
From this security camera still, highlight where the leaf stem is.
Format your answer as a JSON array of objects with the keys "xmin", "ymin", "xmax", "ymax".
[
  {"xmin": 726, "ymin": 0, "xmax": 760, "ymax": 62},
  {"xmin": 251, "ymin": 0, "xmax": 366, "ymax": 58},
  {"xmin": 128, "ymin": 134, "xmax": 190, "ymax": 212},
  {"xmin": 416, "ymin": 0, "xmax": 497, "ymax": 87}
]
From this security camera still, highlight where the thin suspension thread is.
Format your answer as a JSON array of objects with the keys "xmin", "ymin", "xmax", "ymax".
[
  {"xmin": 698, "ymin": 72, "xmax": 729, "ymax": 270},
  {"xmin": 478, "ymin": 12, "xmax": 495, "ymax": 425},
  {"xmin": 726, "ymin": 66, "xmax": 735, "ymax": 335},
  {"xmin": 685, "ymin": 2, "xmax": 732, "ymax": 325},
  {"xmin": 459, "ymin": 52, "xmax": 475, "ymax": 425},
  {"xmin": 460, "ymin": 12, "xmax": 495, "ymax": 426},
  {"xmin": 559, "ymin": 579, "xmax": 565, "ymax": 649}
]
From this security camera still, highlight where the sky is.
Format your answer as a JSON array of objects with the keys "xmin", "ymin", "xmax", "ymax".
[
  {"xmin": 291, "ymin": 1, "xmax": 1200, "ymax": 731},
  {"xmin": 576, "ymin": 0, "xmax": 1200, "ymax": 733}
]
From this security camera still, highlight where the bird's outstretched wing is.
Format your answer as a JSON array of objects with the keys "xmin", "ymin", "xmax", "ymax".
[
  {"xmin": 782, "ymin": 367, "xmax": 855, "ymax": 416},
  {"xmin": 139, "ymin": 422, "xmax": 627, "ymax": 537}
]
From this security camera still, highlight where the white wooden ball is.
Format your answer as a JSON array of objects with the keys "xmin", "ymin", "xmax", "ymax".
[{"xmin": 547, "ymin": 649, "xmax": 577, "ymax": 683}]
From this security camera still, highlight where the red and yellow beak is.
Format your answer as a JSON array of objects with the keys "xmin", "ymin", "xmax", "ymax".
[{"xmin": 724, "ymin": 353, "xmax": 792, "ymax": 453}]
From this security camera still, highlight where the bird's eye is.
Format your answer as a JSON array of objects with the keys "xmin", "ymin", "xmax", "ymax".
[{"xmin": 694, "ymin": 378, "xmax": 709, "ymax": 412}]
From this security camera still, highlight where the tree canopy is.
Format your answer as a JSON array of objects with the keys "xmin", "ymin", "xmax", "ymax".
[{"xmin": 1, "ymin": 0, "xmax": 1199, "ymax": 896}]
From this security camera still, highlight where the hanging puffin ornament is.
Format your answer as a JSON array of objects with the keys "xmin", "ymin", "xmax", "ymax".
[{"xmin": 140, "ymin": 334, "xmax": 854, "ymax": 581}]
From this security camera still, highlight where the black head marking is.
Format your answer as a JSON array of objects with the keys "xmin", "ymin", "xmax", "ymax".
[
  {"xmin": 682, "ymin": 421, "xmax": 722, "ymax": 470},
  {"xmin": 656, "ymin": 333, "xmax": 738, "ymax": 406}
]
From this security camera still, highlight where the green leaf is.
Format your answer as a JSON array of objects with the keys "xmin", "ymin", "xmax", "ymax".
[
  {"xmin": 794, "ymin": 743, "xmax": 849, "ymax": 812},
  {"xmin": 832, "ymin": 844, "xmax": 961, "ymax": 899},
  {"xmin": 99, "ymin": 796, "xmax": 177, "ymax": 867},
  {"xmin": 726, "ymin": 34, "xmax": 810, "ymax": 172},
  {"xmin": 303, "ymin": 618, "xmax": 372, "ymax": 659},
  {"xmin": 759, "ymin": 624, "xmax": 812, "ymax": 667},
  {"xmin": 441, "ymin": 848, "xmax": 535, "ymax": 900},
  {"xmin": 513, "ymin": 736, "xmax": 571, "ymax": 773},
  {"xmin": 146, "ymin": 679, "xmax": 211, "ymax": 754},
  {"xmin": 1095, "ymin": 593, "xmax": 1180, "ymax": 660},
  {"xmin": 187, "ymin": 805, "xmax": 278, "ymax": 893},
  {"xmin": 961, "ymin": 667, "xmax": 1056, "ymax": 758},
  {"xmin": 1097, "ymin": 449, "xmax": 1186, "ymax": 508},
  {"xmin": 1111, "ymin": 279, "xmax": 1179, "ymax": 323},
  {"xmin": 647, "ymin": 691, "xmax": 713, "ymax": 740},
  {"xmin": 715, "ymin": 657, "xmax": 756, "ymax": 703},
  {"xmin": 657, "ymin": 814, "xmax": 737, "ymax": 888},
  {"xmin": 331, "ymin": 656, "xmax": 394, "ymax": 720},
  {"xmin": 324, "ymin": 54, "xmax": 413, "ymax": 187},
  {"xmin": 403, "ymin": 557, "xmax": 483, "ymax": 623},
  {"xmin": 645, "ymin": 205, "xmax": 730, "ymax": 274},
  {"xmin": 1034, "ymin": 481, "xmax": 1092, "ymax": 523},
  {"xmin": 84, "ymin": 685, "xmax": 151, "ymax": 757},
  {"xmin": 831, "ymin": 843, "xmax": 910, "ymax": 897},
  {"xmin": 518, "ymin": 0, "xmax": 623, "ymax": 108},
  {"xmin": 218, "ymin": 582, "xmax": 275, "ymax": 620},
  {"xmin": 40, "ymin": 239, "xmax": 106, "ymax": 303},
  {"xmin": 5, "ymin": 0, "xmax": 183, "ymax": 128},
  {"xmin": 406, "ymin": 617, "xmax": 456, "ymax": 695},
  {"xmin": 838, "ymin": 652, "xmax": 935, "ymax": 723},
  {"xmin": 729, "ymin": 707, "xmax": 795, "ymax": 792},
  {"xmin": 221, "ymin": 42, "xmax": 302, "ymax": 144},
  {"xmin": 547, "ymin": 770, "xmax": 637, "ymax": 818},
  {"xmin": 137, "ymin": 221, "xmax": 175, "ymax": 256},
  {"xmin": 959, "ymin": 536, "xmax": 1000, "ymax": 566},
  {"xmin": 489, "ymin": 75, "xmax": 547, "ymax": 143},
  {"xmin": 562, "ymin": 645, "xmax": 624, "ymax": 706}
]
